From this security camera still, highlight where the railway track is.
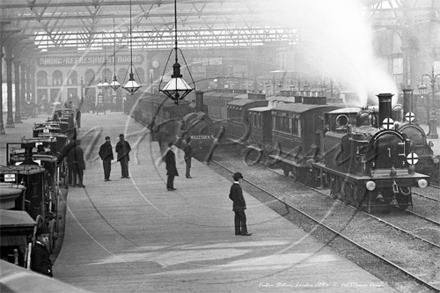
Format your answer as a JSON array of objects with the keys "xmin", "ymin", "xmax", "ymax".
[
  {"xmin": 210, "ymin": 151, "xmax": 440, "ymax": 293},
  {"xmin": 413, "ymin": 190, "xmax": 440, "ymax": 204},
  {"xmin": 312, "ymin": 188, "xmax": 440, "ymax": 248}
]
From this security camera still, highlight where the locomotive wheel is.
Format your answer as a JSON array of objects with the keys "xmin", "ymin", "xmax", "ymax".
[{"xmin": 48, "ymin": 219, "xmax": 57, "ymax": 254}]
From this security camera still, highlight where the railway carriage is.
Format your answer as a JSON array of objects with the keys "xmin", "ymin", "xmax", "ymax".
[
  {"xmin": 203, "ymin": 90, "xmax": 247, "ymax": 121},
  {"xmin": 244, "ymin": 96, "xmax": 297, "ymax": 162},
  {"xmin": 226, "ymin": 98, "xmax": 268, "ymax": 145},
  {"xmin": 268, "ymin": 97, "xmax": 342, "ymax": 181}
]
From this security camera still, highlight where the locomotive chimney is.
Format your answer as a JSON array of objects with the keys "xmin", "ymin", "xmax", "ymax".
[
  {"xmin": 377, "ymin": 93, "xmax": 393, "ymax": 128},
  {"xmin": 402, "ymin": 89, "xmax": 413, "ymax": 119}
]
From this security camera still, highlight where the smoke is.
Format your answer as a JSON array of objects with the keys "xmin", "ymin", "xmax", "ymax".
[{"xmin": 259, "ymin": 0, "xmax": 398, "ymax": 106}]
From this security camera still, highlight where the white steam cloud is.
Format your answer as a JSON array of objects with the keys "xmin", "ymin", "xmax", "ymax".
[{"xmin": 259, "ymin": 0, "xmax": 398, "ymax": 106}]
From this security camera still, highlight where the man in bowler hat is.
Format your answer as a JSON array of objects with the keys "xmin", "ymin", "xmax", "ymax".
[
  {"xmin": 229, "ymin": 172, "xmax": 251, "ymax": 236},
  {"xmin": 99, "ymin": 136, "xmax": 114, "ymax": 181},
  {"xmin": 31, "ymin": 227, "xmax": 53, "ymax": 277},
  {"xmin": 183, "ymin": 137, "xmax": 194, "ymax": 178},
  {"xmin": 116, "ymin": 134, "xmax": 131, "ymax": 179},
  {"xmin": 164, "ymin": 142, "xmax": 178, "ymax": 191}
]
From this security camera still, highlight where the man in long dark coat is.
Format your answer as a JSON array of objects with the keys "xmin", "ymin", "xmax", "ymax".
[
  {"xmin": 99, "ymin": 136, "xmax": 114, "ymax": 181},
  {"xmin": 229, "ymin": 172, "xmax": 251, "ymax": 236},
  {"xmin": 67, "ymin": 139, "xmax": 86, "ymax": 187},
  {"xmin": 164, "ymin": 142, "xmax": 178, "ymax": 191},
  {"xmin": 116, "ymin": 134, "xmax": 131, "ymax": 179},
  {"xmin": 183, "ymin": 137, "xmax": 194, "ymax": 178}
]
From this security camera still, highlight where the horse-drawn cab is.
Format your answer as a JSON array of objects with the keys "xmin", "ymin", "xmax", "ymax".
[{"xmin": 2, "ymin": 139, "xmax": 62, "ymax": 254}]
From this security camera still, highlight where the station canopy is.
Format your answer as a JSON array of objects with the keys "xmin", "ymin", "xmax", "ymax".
[{"xmin": 0, "ymin": 0, "xmax": 399, "ymax": 52}]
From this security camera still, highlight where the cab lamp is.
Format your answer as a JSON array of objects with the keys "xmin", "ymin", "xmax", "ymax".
[
  {"xmin": 433, "ymin": 156, "xmax": 440, "ymax": 164},
  {"xmin": 417, "ymin": 179, "xmax": 428, "ymax": 189},
  {"xmin": 4, "ymin": 174, "xmax": 16, "ymax": 182},
  {"xmin": 365, "ymin": 181, "xmax": 376, "ymax": 191}
]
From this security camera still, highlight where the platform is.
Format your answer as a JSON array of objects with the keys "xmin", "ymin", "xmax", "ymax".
[{"xmin": 1, "ymin": 111, "xmax": 406, "ymax": 292}]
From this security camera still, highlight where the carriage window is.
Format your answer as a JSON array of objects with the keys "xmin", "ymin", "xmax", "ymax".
[{"xmin": 293, "ymin": 118, "xmax": 299, "ymax": 135}]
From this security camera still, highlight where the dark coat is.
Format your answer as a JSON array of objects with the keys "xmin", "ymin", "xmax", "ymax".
[
  {"xmin": 31, "ymin": 243, "xmax": 53, "ymax": 277},
  {"xmin": 165, "ymin": 149, "xmax": 179, "ymax": 176},
  {"xmin": 99, "ymin": 142, "xmax": 114, "ymax": 161},
  {"xmin": 67, "ymin": 145, "xmax": 85, "ymax": 170},
  {"xmin": 116, "ymin": 140, "xmax": 131, "ymax": 161},
  {"xmin": 184, "ymin": 144, "xmax": 194, "ymax": 161},
  {"xmin": 229, "ymin": 183, "xmax": 246, "ymax": 211}
]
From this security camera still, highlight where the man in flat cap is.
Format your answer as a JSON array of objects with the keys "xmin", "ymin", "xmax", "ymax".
[{"xmin": 229, "ymin": 172, "xmax": 251, "ymax": 236}]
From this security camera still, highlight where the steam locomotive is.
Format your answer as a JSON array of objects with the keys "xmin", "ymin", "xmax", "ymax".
[{"xmin": 310, "ymin": 93, "xmax": 429, "ymax": 211}]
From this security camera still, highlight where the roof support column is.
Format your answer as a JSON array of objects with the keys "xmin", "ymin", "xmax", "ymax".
[
  {"xmin": 26, "ymin": 63, "xmax": 31, "ymax": 103},
  {"xmin": 0, "ymin": 52, "xmax": 5, "ymax": 134},
  {"xmin": 4, "ymin": 48, "xmax": 14, "ymax": 128},
  {"xmin": 14, "ymin": 59, "xmax": 22, "ymax": 123},
  {"xmin": 20, "ymin": 62, "xmax": 27, "ymax": 119}
]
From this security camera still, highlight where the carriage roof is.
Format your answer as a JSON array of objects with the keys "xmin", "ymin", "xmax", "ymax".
[
  {"xmin": 0, "ymin": 210, "xmax": 35, "ymax": 229},
  {"xmin": 271, "ymin": 103, "xmax": 341, "ymax": 114},
  {"xmin": 227, "ymin": 99, "xmax": 266, "ymax": 107}
]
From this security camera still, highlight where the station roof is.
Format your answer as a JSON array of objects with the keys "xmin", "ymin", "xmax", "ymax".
[{"xmin": 1, "ymin": 0, "xmax": 435, "ymax": 57}]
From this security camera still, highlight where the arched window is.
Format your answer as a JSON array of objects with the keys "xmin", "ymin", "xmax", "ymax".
[
  {"xmin": 67, "ymin": 70, "xmax": 78, "ymax": 85},
  {"xmin": 52, "ymin": 70, "xmax": 63, "ymax": 86},
  {"xmin": 37, "ymin": 70, "xmax": 48, "ymax": 86},
  {"xmin": 118, "ymin": 68, "xmax": 127, "ymax": 83},
  {"xmin": 102, "ymin": 68, "xmax": 112, "ymax": 82},
  {"xmin": 84, "ymin": 69, "xmax": 96, "ymax": 87}
]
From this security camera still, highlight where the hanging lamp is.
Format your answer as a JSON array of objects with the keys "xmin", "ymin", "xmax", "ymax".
[
  {"xmin": 159, "ymin": 0, "xmax": 195, "ymax": 105},
  {"xmin": 122, "ymin": 0, "xmax": 141, "ymax": 95},
  {"xmin": 110, "ymin": 18, "xmax": 121, "ymax": 91}
]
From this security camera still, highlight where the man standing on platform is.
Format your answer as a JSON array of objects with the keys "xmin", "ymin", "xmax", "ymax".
[
  {"xmin": 67, "ymin": 140, "xmax": 86, "ymax": 188},
  {"xmin": 31, "ymin": 228, "xmax": 53, "ymax": 277},
  {"xmin": 164, "ymin": 142, "xmax": 178, "ymax": 191},
  {"xmin": 229, "ymin": 172, "xmax": 251, "ymax": 236},
  {"xmin": 183, "ymin": 137, "xmax": 194, "ymax": 178},
  {"xmin": 99, "ymin": 136, "xmax": 114, "ymax": 182},
  {"xmin": 116, "ymin": 134, "xmax": 131, "ymax": 179}
]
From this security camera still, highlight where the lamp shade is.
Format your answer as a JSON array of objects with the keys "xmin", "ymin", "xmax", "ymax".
[
  {"xmin": 123, "ymin": 72, "xmax": 141, "ymax": 95},
  {"xmin": 110, "ymin": 75, "xmax": 121, "ymax": 91},
  {"xmin": 101, "ymin": 79, "xmax": 110, "ymax": 89},
  {"xmin": 160, "ymin": 61, "xmax": 193, "ymax": 104}
]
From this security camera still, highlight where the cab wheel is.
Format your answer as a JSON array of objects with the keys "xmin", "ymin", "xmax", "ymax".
[{"xmin": 48, "ymin": 219, "xmax": 57, "ymax": 254}]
